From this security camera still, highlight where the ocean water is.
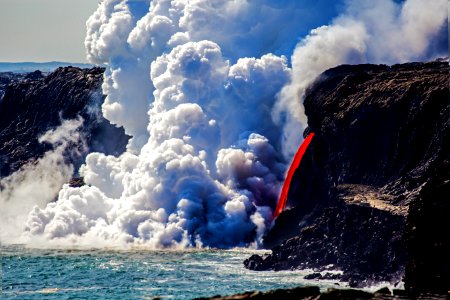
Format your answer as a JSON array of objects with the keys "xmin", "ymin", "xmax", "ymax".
[{"xmin": 1, "ymin": 245, "xmax": 345, "ymax": 300}]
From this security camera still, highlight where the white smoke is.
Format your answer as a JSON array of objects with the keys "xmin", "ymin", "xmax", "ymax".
[
  {"xmin": 23, "ymin": 41, "xmax": 288, "ymax": 248},
  {"xmin": 0, "ymin": 118, "xmax": 84, "ymax": 243},
  {"xmin": 84, "ymin": 0, "xmax": 340, "ymax": 153},
  {"xmin": 275, "ymin": 0, "xmax": 448, "ymax": 157},
  {"xmin": 15, "ymin": 0, "xmax": 447, "ymax": 249}
]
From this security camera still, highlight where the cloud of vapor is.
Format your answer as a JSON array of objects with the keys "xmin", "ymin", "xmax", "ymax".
[
  {"xmin": 84, "ymin": 0, "xmax": 341, "ymax": 153},
  {"xmin": 16, "ymin": 0, "xmax": 447, "ymax": 249},
  {"xmin": 0, "ymin": 118, "xmax": 84, "ymax": 243},
  {"xmin": 21, "ymin": 0, "xmax": 320, "ymax": 248},
  {"xmin": 275, "ymin": 0, "xmax": 448, "ymax": 157}
]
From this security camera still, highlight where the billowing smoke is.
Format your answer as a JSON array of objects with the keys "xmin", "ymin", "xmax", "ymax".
[
  {"xmin": 275, "ymin": 0, "xmax": 448, "ymax": 156},
  {"xmin": 15, "ymin": 0, "xmax": 447, "ymax": 248},
  {"xmin": 0, "ymin": 118, "xmax": 84, "ymax": 243},
  {"xmin": 84, "ymin": 0, "xmax": 340, "ymax": 152},
  {"xmin": 23, "ymin": 43, "xmax": 289, "ymax": 248}
]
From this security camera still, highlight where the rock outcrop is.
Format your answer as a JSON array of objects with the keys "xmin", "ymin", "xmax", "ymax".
[
  {"xmin": 244, "ymin": 61, "xmax": 449, "ymax": 294},
  {"xmin": 0, "ymin": 72, "xmax": 31, "ymax": 100},
  {"xmin": 0, "ymin": 67, "xmax": 129, "ymax": 178},
  {"xmin": 194, "ymin": 285, "xmax": 446, "ymax": 300}
]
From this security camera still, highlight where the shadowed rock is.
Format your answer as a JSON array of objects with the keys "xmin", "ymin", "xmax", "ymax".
[
  {"xmin": 245, "ymin": 60, "xmax": 449, "ymax": 294},
  {"xmin": 0, "ymin": 67, "xmax": 129, "ymax": 179}
]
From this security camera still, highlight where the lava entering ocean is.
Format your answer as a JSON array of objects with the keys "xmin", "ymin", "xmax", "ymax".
[
  {"xmin": 1, "ymin": 0, "xmax": 447, "ymax": 249},
  {"xmin": 274, "ymin": 132, "xmax": 315, "ymax": 218}
]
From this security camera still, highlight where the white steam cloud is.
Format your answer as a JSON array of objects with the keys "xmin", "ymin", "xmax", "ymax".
[
  {"xmin": 22, "ymin": 43, "xmax": 288, "ymax": 248},
  {"xmin": 9, "ymin": 0, "xmax": 446, "ymax": 248},
  {"xmin": 275, "ymin": 0, "xmax": 448, "ymax": 157},
  {"xmin": 0, "ymin": 118, "xmax": 84, "ymax": 243}
]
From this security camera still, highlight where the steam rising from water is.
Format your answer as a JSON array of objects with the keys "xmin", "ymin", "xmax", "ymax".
[
  {"xmin": 0, "ymin": 118, "xmax": 84, "ymax": 243},
  {"xmin": 2, "ymin": 0, "xmax": 446, "ymax": 248}
]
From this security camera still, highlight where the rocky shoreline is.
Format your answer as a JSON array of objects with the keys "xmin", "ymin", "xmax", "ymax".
[
  {"xmin": 194, "ymin": 285, "xmax": 448, "ymax": 300},
  {"xmin": 0, "ymin": 66, "xmax": 129, "ymax": 179},
  {"xmin": 244, "ymin": 61, "xmax": 449, "ymax": 295},
  {"xmin": 1, "ymin": 62, "xmax": 448, "ymax": 298}
]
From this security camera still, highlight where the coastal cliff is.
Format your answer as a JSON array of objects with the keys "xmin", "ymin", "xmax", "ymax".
[
  {"xmin": 0, "ymin": 67, "xmax": 129, "ymax": 179},
  {"xmin": 0, "ymin": 62, "xmax": 448, "ymax": 297},
  {"xmin": 245, "ymin": 61, "xmax": 449, "ymax": 294}
]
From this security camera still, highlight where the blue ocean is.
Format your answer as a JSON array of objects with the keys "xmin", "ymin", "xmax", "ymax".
[{"xmin": 1, "ymin": 245, "xmax": 347, "ymax": 299}]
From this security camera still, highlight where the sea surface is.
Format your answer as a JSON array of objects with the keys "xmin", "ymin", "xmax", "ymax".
[{"xmin": 1, "ymin": 245, "xmax": 347, "ymax": 300}]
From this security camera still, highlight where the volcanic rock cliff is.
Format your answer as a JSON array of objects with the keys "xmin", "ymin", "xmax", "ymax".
[
  {"xmin": 245, "ymin": 61, "xmax": 449, "ymax": 295},
  {"xmin": 0, "ymin": 71, "xmax": 33, "ymax": 100},
  {"xmin": 0, "ymin": 67, "xmax": 129, "ymax": 178}
]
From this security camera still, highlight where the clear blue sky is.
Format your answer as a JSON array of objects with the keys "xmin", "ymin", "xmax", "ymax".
[{"xmin": 0, "ymin": 0, "xmax": 99, "ymax": 63}]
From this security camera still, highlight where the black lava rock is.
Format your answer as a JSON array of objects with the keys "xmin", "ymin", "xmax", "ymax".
[
  {"xmin": 0, "ymin": 67, "xmax": 129, "ymax": 178},
  {"xmin": 245, "ymin": 60, "xmax": 449, "ymax": 294}
]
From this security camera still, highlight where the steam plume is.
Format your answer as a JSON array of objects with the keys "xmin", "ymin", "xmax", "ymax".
[
  {"xmin": 0, "ymin": 118, "xmax": 84, "ymax": 243},
  {"xmin": 11, "ymin": 0, "xmax": 447, "ymax": 248},
  {"xmin": 275, "ymin": 0, "xmax": 448, "ymax": 156}
]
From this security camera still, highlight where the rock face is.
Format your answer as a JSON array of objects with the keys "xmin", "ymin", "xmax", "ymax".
[
  {"xmin": 0, "ymin": 67, "xmax": 129, "ymax": 178},
  {"xmin": 244, "ymin": 61, "xmax": 449, "ymax": 294},
  {"xmin": 195, "ymin": 285, "xmax": 445, "ymax": 300},
  {"xmin": 0, "ymin": 72, "xmax": 32, "ymax": 100}
]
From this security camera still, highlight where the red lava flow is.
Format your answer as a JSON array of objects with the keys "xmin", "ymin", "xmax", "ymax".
[{"xmin": 273, "ymin": 132, "xmax": 315, "ymax": 218}]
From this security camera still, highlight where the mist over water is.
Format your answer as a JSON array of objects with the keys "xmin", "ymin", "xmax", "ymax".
[{"xmin": 1, "ymin": 0, "xmax": 447, "ymax": 249}]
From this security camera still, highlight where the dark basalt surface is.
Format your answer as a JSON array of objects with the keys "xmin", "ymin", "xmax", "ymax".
[
  {"xmin": 0, "ymin": 67, "xmax": 129, "ymax": 178},
  {"xmin": 195, "ymin": 285, "xmax": 446, "ymax": 300},
  {"xmin": 245, "ymin": 61, "xmax": 449, "ymax": 295},
  {"xmin": 0, "ymin": 71, "xmax": 34, "ymax": 100}
]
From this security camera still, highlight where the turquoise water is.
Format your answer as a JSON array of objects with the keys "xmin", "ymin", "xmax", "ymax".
[{"xmin": 1, "ymin": 245, "xmax": 343, "ymax": 300}]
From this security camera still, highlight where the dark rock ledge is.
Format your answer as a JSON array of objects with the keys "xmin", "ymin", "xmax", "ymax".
[
  {"xmin": 244, "ymin": 61, "xmax": 449, "ymax": 295},
  {"xmin": 194, "ymin": 285, "xmax": 448, "ymax": 300},
  {"xmin": 0, "ymin": 67, "xmax": 129, "ymax": 179}
]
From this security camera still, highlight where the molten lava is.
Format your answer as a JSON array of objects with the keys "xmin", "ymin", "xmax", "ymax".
[{"xmin": 273, "ymin": 132, "xmax": 315, "ymax": 218}]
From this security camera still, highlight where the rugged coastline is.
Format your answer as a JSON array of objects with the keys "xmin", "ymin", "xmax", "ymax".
[
  {"xmin": 0, "ymin": 66, "xmax": 128, "ymax": 179},
  {"xmin": 244, "ymin": 61, "xmax": 449, "ymax": 296},
  {"xmin": 1, "ymin": 61, "xmax": 448, "ymax": 298},
  {"xmin": 195, "ymin": 285, "xmax": 447, "ymax": 300}
]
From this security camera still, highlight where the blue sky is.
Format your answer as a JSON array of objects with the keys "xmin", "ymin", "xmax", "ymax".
[
  {"xmin": 0, "ymin": 0, "xmax": 99, "ymax": 62},
  {"xmin": 0, "ymin": 0, "xmax": 345, "ymax": 64}
]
